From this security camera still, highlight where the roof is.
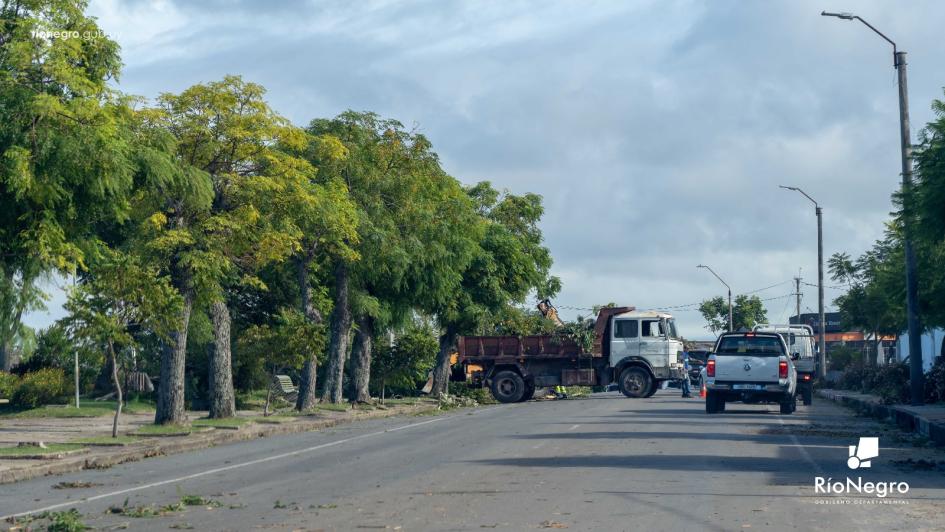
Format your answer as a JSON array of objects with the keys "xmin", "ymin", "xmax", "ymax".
[{"xmin": 614, "ymin": 310, "xmax": 673, "ymax": 319}]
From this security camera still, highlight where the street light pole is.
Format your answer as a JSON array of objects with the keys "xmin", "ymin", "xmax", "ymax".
[
  {"xmin": 779, "ymin": 186, "xmax": 827, "ymax": 379},
  {"xmin": 822, "ymin": 11, "xmax": 924, "ymax": 405},
  {"xmin": 698, "ymin": 265, "xmax": 733, "ymax": 332}
]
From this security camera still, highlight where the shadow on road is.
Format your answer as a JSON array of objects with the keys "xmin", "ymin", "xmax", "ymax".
[{"xmin": 511, "ymin": 430, "xmax": 792, "ymax": 443}]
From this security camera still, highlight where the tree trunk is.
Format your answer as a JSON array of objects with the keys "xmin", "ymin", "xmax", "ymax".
[
  {"xmin": 108, "ymin": 340, "xmax": 123, "ymax": 438},
  {"xmin": 349, "ymin": 315, "xmax": 374, "ymax": 403},
  {"xmin": 0, "ymin": 340, "xmax": 14, "ymax": 372},
  {"xmin": 321, "ymin": 262, "xmax": 352, "ymax": 404},
  {"xmin": 431, "ymin": 324, "xmax": 458, "ymax": 398},
  {"xmin": 208, "ymin": 300, "xmax": 236, "ymax": 418},
  {"xmin": 295, "ymin": 253, "xmax": 322, "ymax": 411},
  {"xmin": 155, "ymin": 292, "xmax": 192, "ymax": 425}
]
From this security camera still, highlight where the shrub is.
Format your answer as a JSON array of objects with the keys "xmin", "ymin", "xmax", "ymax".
[
  {"xmin": 12, "ymin": 368, "xmax": 67, "ymax": 408},
  {"xmin": 925, "ymin": 358, "xmax": 945, "ymax": 404},
  {"xmin": 0, "ymin": 371, "xmax": 17, "ymax": 398},
  {"xmin": 828, "ymin": 345, "xmax": 860, "ymax": 372},
  {"xmin": 837, "ymin": 363, "xmax": 868, "ymax": 392},
  {"xmin": 863, "ymin": 362, "xmax": 910, "ymax": 405},
  {"xmin": 448, "ymin": 382, "xmax": 496, "ymax": 404}
]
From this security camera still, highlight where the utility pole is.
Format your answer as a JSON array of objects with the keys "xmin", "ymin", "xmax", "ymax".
[
  {"xmin": 794, "ymin": 276, "xmax": 802, "ymax": 325},
  {"xmin": 779, "ymin": 186, "xmax": 827, "ymax": 378},
  {"xmin": 821, "ymin": 11, "xmax": 924, "ymax": 404}
]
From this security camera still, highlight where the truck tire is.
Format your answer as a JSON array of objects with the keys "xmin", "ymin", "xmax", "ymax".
[
  {"xmin": 519, "ymin": 384, "xmax": 535, "ymax": 402},
  {"xmin": 619, "ymin": 367, "xmax": 652, "ymax": 398},
  {"xmin": 705, "ymin": 391, "xmax": 720, "ymax": 414},
  {"xmin": 779, "ymin": 395, "xmax": 796, "ymax": 415},
  {"xmin": 491, "ymin": 371, "xmax": 526, "ymax": 403},
  {"xmin": 801, "ymin": 386, "xmax": 812, "ymax": 406},
  {"xmin": 643, "ymin": 381, "xmax": 658, "ymax": 398}
]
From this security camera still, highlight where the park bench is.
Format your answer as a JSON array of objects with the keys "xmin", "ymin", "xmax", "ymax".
[{"xmin": 271, "ymin": 374, "xmax": 298, "ymax": 404}]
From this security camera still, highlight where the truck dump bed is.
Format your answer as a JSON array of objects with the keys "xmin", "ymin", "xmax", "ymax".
[{"xmin": 456, "ymin": 306, "xmax": 634, "ymax": 361}]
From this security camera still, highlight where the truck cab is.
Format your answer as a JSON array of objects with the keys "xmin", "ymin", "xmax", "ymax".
[{"xmin": 609, "ymin": 310, "xmax": 685, "ymax": 398}]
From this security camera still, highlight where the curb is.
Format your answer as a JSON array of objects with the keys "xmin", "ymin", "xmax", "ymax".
[
  {"xmin": 0, "ymin": 403, "xmax": 438, "ymax": 485},
  {"xmin": 817, "ymin": 389, "xmax": 945, "ymax": 446}
]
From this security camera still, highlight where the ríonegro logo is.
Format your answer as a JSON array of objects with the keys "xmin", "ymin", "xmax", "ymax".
[
  {"xmin": 814, "ymin": 437, "xmax": 910, "ymax": 500},
  {"xmin": 848, "ymin": 436, "xmax": 878, "ymax": 469}
]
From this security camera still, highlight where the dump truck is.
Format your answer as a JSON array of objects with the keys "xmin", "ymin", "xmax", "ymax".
[{"xmin": 451, "ymin": 305, "xmax": 686, "ymax": 403}]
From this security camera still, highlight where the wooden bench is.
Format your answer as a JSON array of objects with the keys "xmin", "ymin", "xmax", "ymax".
[{"xmin": 271, "ymin": 375, "xmax": 298, "ymax": 404}]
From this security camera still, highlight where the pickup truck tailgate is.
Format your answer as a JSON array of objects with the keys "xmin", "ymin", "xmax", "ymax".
[{"xmin": 716, "ymin": 355, "xmax": 779, "ymax": 382}]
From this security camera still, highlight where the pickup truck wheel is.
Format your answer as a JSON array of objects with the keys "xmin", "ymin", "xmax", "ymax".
[
  {"xmin": 779, "ymin": 396, "xmax": 796, "ymax": 415},
  {"xmin": 619, "ymin": 367, "xmax": 651, "ymax": 398},
  {"xmin": 705, "ymin": 391, "xmax": 720, "ymax": 414},
  {"xmin": 801, "ymin": 387, "xmax": 812, "ymax": 406},
  {"xmin": 491, "ymin": 371, "xmax": 525, "ymax": 403}
]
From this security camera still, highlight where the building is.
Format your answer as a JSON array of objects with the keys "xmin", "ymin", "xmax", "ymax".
[
  {"xmin": 896, "ymin": 328, "xmax": 944, "ymax": 372},
  {"xmin": 789, "ymin": 312, "xmax": 896, "ymax": 364}
]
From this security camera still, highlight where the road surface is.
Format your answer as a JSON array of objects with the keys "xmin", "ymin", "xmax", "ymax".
[{"xmin": 2, "ymin": 391, "xmax": 944, "ymax": 531}]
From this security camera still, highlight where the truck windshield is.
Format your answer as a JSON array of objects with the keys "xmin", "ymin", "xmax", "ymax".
[
  {"xmin": 716, "ymin": 336, "xmax": 784, "ymax": 357},
  {"xmin": 666, "ymin": 318, "xmax": 679, "ymax": 339}
]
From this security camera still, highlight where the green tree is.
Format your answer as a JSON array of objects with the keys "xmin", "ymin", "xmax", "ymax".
[
  {"xmin": 699, "ymin": 294, "xmax": 768, "ymax": 334},
  {"xmin": 430, "ymin": 182, "xmax": 561, "ymax": 397},
  {"xmin": 64, "ymin": 248, "xmax": 181, "ymax": 436},
  {"xmin": 305, "ymin": 112, "xmax": 477, "ymax": 404},
  {"xmin": 139, "ymin": 76, "xmax": 308, "ymax": 422},
  {"xmin": 0, "ymin": 0, "xmax": 133, "ymax": 369},
  {"xmin": 370, "ymin": 322, "xmax": 438, "ymax": 402}
]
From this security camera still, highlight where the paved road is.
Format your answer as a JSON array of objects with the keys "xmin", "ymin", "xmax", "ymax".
[{"xmin": 2, "ymin": 391, "xmax": 944, "ymax": 531}]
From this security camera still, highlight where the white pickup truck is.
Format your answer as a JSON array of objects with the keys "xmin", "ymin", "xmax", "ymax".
[{"xmin": 705, "ymin": 331, "xmax": 797, "ymax": 414}]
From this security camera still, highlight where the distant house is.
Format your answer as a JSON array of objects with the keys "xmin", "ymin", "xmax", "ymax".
[{"xmin": 896, "ymin": 328, "xmax": 945, "ymax": 372}]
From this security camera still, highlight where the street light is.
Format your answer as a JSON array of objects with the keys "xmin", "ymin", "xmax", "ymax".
[
  {"xmin": 822, "ymin": 10, "xmax": 924, "ymax": 405},
  {"xmin": 779, "ymin": 186, "xmax": 826, "ymax": 379},
  {"xmin": 698, "ymin": 264, "xmax": 732, "ymax": 332}
]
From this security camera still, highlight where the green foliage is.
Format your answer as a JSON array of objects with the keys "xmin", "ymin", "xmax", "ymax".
[
  {"xmin": 699, "ymin": 295, "xmax": 768, "ymax": 333},
  {"xmin": 237, "ymin": 308, "xmax": 325, "ymax": 390},
  {"xmin": 552, "ymin": 318, "xmax": 596, "ymax": 353},
  {"xmin": 0, "ymin": 371, "xmax": 16, "ymax": 397},
  {"xmin": 836, "ymin": 362, "xmax": 911, "ymax": 405},
  {"xmin": 448, "ymin": 381, "xmax": 496, "ymax": 404},
  {"xmin": 371, "ymin": 323, "xmax": 438, "ymax": 393},
  {"xmin": 827, "ymin": 344, "xmax": 860, "ymax": 372},
  {"xmin": 42, "ymin": 509, "xmax": 90, "ymax": 532},
  {"xmin": 924, "ymin": 358, "xmax": 945, "ymax": 404},
  {"xmin": 11, "ymin": 367, "xmax": 66, "ymax": 407}
]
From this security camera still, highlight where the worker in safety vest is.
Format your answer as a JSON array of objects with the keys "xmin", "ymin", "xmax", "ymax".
[{"xmin": 554, "ymin": 385, "xmax": 568, "ymax": 399}]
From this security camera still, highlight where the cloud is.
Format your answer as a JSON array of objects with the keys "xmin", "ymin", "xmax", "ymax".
[{"xmin": 25, "ymin": 0, "xmax": 945, "ymax": 340}]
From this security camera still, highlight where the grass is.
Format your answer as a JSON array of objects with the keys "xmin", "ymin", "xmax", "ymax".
[
  {"xmin": 70, "ymin": 435, "xmax": 141, "ymax": 446},
  {"xmin": 131, "ymin": 424, "xmax": 194, "ymax": 436},
  {"xmin": 381, "ymin": 397, "xmax": 420, "ymax": 405},
  {"xmin": 44, "ymin": 509, "xmax": 90, "ymax": 532},
  {"xmin": 3, "ymin": 398, "xmax": 155, "ymax": 419},
  {"xmin": 192, "ymin": 417, "xmax": 250, "ymax": 429},
  {"xmin": 251, "ymin": 415, "xmax": 296, "ymax": 424},
  {"xmin": 0, "ymin": 443, "xmax": 86, "ymax": 458}
]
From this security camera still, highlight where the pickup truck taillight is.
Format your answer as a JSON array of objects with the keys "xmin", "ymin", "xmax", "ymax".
[
  {"xmin": 706, "ymin": 359, "xmax": 715, "ymax": 377},
  {"xmin": 779, "ymin": 359, "xmax": 788, "ymax": 379}
]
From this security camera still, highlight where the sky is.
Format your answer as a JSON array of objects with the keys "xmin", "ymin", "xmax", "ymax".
[{"xmin": 23, "ymin": 0, "xmax": 945, "ymax": 340}]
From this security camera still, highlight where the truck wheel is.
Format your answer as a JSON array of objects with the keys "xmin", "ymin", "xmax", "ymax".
[
  {"xmin": 706, "ymin": 391, "xmax": 720, "ymax": 414},
  {"xmin": 718, "ymin": 398, "xmax": 726, "ymax": 412},
  {"xmin": 619, "ymin": 367, "xmax": 652, "ymax": 398},
  {"xmin": 779, "ymin": 396, "xmax": 796, "ymax": 415},
  {"xmin": 519, "ymin": 384, "xmax": 535, "ymax": 402},
  {"xmin": 643, "ymin": 381, "xmax": 658, "ymax": 398},
  {"xmin": 491, "ymin": 371, "xmax": 525, "ymax": 403},
  {"xmin": 802, "ymin": 387, "xmax": 812, "ymax": 406}
]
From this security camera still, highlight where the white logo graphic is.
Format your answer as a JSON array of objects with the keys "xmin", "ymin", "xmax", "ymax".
[{"xmin": 847, "ymin": 437, "xmax": 879, "ymax": 469}]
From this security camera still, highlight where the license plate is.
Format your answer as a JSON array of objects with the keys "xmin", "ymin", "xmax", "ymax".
[{"xmin": 732, "ymin": 384, "xmax": 764, "ymax": 391}]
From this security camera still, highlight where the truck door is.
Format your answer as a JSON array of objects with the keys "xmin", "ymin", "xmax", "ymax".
[
  {"xmin": 611, "ymin": 319, "xmax": 639, "ymax": 360},
  {"xmin": 639, "ymin": 319, "xmax": 665, "ymax": 360}
]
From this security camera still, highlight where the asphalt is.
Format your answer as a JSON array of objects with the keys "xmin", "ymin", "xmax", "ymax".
[{"xmin": 2, "ymin": 391, "xmax": 944, "ymax": 531}]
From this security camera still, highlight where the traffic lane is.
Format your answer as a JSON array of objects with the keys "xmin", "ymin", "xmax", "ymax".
[
  {"xmin": 6, "ymin": 392, "xmax": 944, "ymax": 531},
  {"xmin": 275, "ymin": 392, "xmax": 944, "ymax": 531},
  {"xmin": 0, "ymin": 408, "xmax": 507, "ymax": 520}
]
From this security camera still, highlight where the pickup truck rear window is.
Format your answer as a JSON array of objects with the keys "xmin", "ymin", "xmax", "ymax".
[{"xmin": 716, "ymin": 336, "xmax": 784, "ymax": 357}]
